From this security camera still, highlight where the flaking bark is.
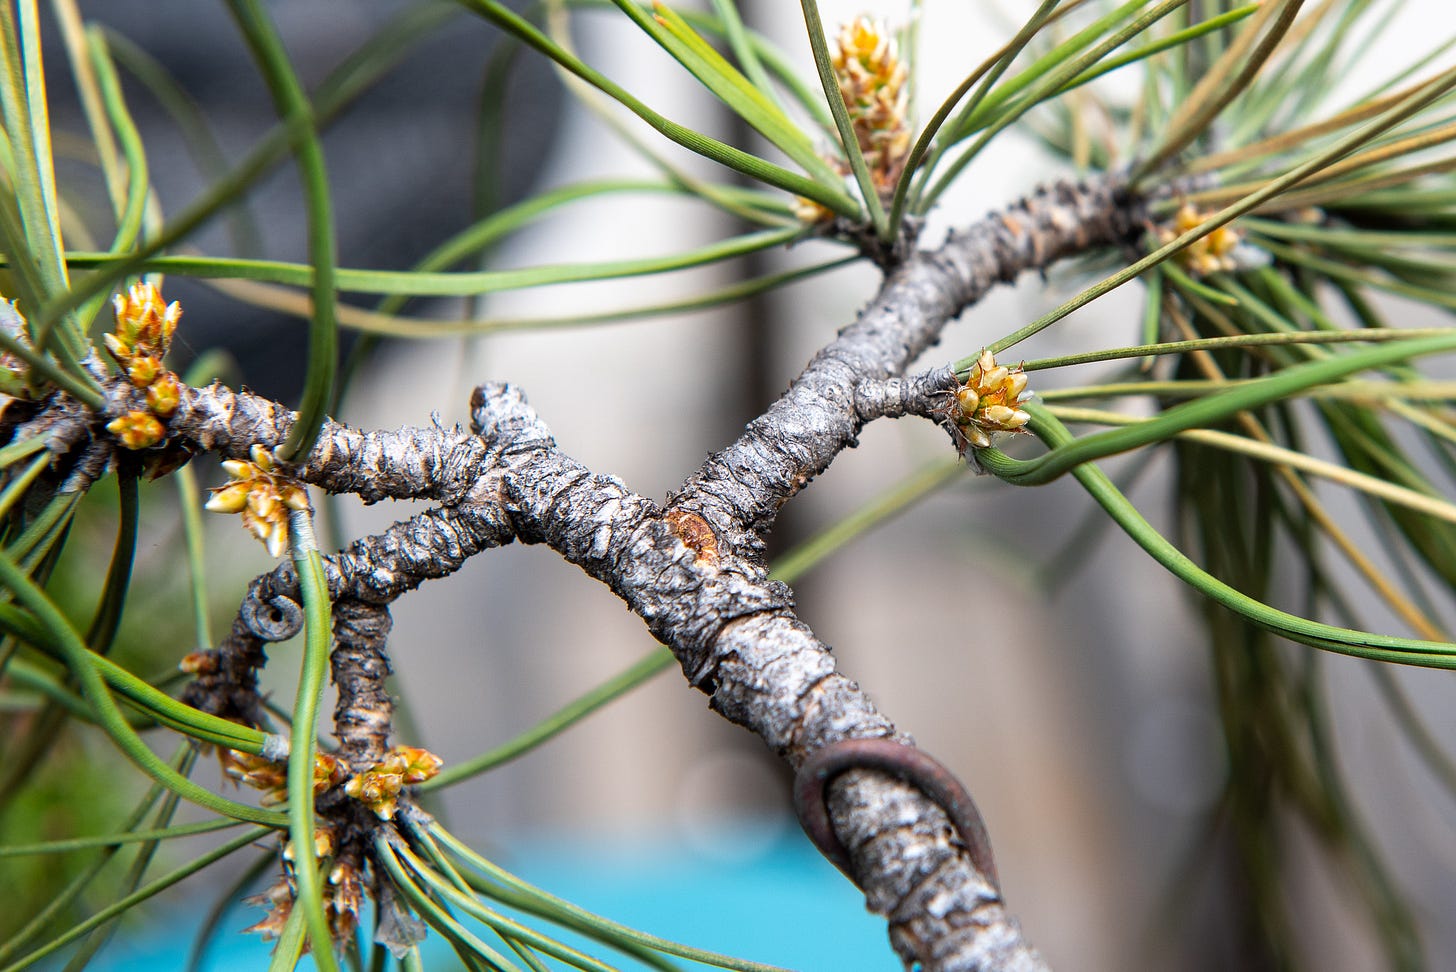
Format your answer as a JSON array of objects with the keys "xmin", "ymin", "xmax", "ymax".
[{"xmin": 122, "ymin": 379, "xmax": 493, "ymax": 505}]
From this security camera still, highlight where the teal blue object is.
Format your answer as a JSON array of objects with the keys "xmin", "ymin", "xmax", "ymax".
[{"xmin": 88, "ymin": 825, "xmax": 889, "ymax": 971}]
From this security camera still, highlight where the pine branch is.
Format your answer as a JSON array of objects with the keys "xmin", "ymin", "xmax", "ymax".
[
  {"xmin": 672, "ymin": 173, "xmax": 1149, "ymax": 557},
  {"xmin": 467, "ymin": 381, "xmax": 1036, "ymax": 971},
  {"xmin": 74, "ymin": 172, "xmax": 1159, "ymax": 970}
]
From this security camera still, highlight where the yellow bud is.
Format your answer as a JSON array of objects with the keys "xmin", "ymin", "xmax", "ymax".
[
  {"xmin": 953, "ymin": 386, "xmax": 979, "ymax": 419},
  {"xmin": 127, "ymin": 356, "xmax": 163, "ymax": 388},
  {"xmin": 112, "ymin": 281, "xmax": 181, "ymax": 356},
  {"xmin": 179, "ymin": 650, "xmax": 217, "ymax": 674},
  {"xmin": 948, "ymin": 348, "xmax": 1033, "ymax": 452},
  {"xmin": 827, "ymin": 15, "xmax": 909, "ymax": 199},
  {"xmin": 344, "ymin": 757, "xmax": 424, "ymax": 820},
  {"xmin": 243, "ymin": 510, "xmax": 271, "ymax": 542},
  {"xmin": 981, "ymin": 404, "xmax": 1019, "ymax": 426},
  {"xmin": 103, "ymin": 332, "xmax": 131, "ymax": 363},
  {"xmin": 1209, "ymin": 225, "xmax": 1238, "ymax": 256},
  {"xmin": 1173, "ymin": 203, "xmax": 1201, "ymax": 234},
  {"xmin": 793, "ymin": 196, "xmax": 836, "ymax": 225},
  {"xmin": 247, "ymin": 489, "xmax": 278, "ymax": 520},
  {"xmin": 265, "ymin": 518, "xmax": 289, "ymax": 558},
  {"xmin": 1159, "ymin": 204, "xmax": 1244, "ymax": 276},
  {"xmin": 145, "ymin": 374, "xmax": 182, "ymax": 416},
  {"xmin": 314, "ymin": 753, "xmax": 347, "ymax": 793},
  {"xmin": 106, "ymin": 411, "xmax": 165, "ymax": 450},
  {"xmin": 345, "ymin": 767, "xmax": 404, "ymax": 820},
  {"xmin": 391, "ymin": 745, "xmax": 444, "ymax": 784},
  {"xmin": 205, "ymin": 482, "xmax": 251, "ymax": 514},
  {"xmin": 981, "ymin": 366, "xmax": 1010, "ymax": 391},
  {"xmin": 244, "ymin": 764, "xmax": 287, "ymax": 794},
  {"xmin": 212, "ymin": 446, "xmax": 307, "ymax": 556}
]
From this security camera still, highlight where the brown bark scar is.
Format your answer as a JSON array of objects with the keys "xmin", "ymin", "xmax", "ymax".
[{"xmin": 664, "ymin": 509, "xmax": 719, "ymax": 567}]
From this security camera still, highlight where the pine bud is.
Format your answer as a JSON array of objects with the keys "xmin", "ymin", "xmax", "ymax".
[
  {"xmin": 832, "ymin": 17, "xmax": 910, "ymax": 198},
  {"xmin": 110, "ymin": 281, "xmax": 181, "ymax": 359},
  {"xmin": 106, "ymin": 411, "xmax": 165, "ymax": 450},
  {"xmin": 206, "ymin": 445, "xmax": 309, "ymax": 557},
  {"xmin": 947, "ymin": 349, "xmax": 1034, "ymax": 452},
  {"xmin": 145, "ymin": 373, "xmax": 183, "ymax": 416}
]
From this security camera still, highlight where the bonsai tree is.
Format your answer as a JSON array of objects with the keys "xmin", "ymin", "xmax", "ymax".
[{"xmin": 2, "ymin": 1, "xmax": 1455, "ymax": 969}]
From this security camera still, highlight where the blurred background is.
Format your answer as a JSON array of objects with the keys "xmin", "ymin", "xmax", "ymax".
[{"xmin": 8, "ymin": 1, "xmax": 1456, "ymax": 969}]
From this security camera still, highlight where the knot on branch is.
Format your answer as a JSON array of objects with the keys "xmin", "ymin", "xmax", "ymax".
[
  {"xmin": 888, "ymin": 866, "xmax": 1018, "ymax": 971},
  {"xmin": 163, "ymin": 382, "xmax": 492, "ymax": 504},
  {"xmin": 818, "ymin": 213, "xmax": 924, "ymax": 270},
  {"xmin": 937, "ymin": 174, "xmax": 1144, "ymax": 310},
  {"xmin": 14, "ymin": 387, "xmax": 93, "ymax": 455},
  {"xmin": 1, "ymin": 381, "xmax": 117, "ymax": 496}
]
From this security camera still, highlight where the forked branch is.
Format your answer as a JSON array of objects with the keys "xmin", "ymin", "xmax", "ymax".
[{"xmin": 157, "ymin": 172, "xmax": 1159, "ymax": 971}]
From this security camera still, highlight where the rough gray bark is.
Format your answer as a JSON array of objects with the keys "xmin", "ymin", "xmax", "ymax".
[
  {"xmin": 672, "ymin": 176, "xmax": 1145, "ymax": 556},
  {"xmin": 468, "ymin": 381, "xmax": 1034, "ymax": 970},
  {"xmin": 129, "ymin": 172, "xmax": 1158, "ymax": 971},
  {"xmin": 331, "ymin": 600, "xmax": 394, "ymax": 770}
]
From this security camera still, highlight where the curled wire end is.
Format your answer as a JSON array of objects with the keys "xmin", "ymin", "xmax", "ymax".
[
  {"xmin": 241, "ymin": 593, "xmax": 304, "ymax": 642},
  {"xmin": 792, "ymin": 737, "xmax": 999, "ymax": 891}
]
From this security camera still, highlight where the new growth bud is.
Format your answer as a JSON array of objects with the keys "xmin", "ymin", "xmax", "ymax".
[
  {"xmin": 106, "ymin": 411, "xmax": 166, "ymax": 450},
  {"xmin": 796, "ymin": 15, "xmax": 913, "ymax": 224},
  {"xmin": 343, "ymin": 745, "xmax": 444, "ymax": 820},
  {"xmin": 109, "ymin": 282, "xmax": 180, "ymax": 360},
  {"xmin": 205, "ymin": 444, "xmax": 310, "ymax": 557},
  {"xmin": 833, "ymin": 17, "xmax": 911, "ymax": 200},
  {"xmin": 103, "ymin": 282, "xmax": 189, "ymax": 454},
  {"xmin": 1156, "ymin": 203, "xmax": 1246, "ymax": 276},
  {"xmin": 145, "ymin": 373, "xmax": 183, "ymax": 417},
  {"xmin": 224, "ymin": 749, "xmax": 346, "ymax": 806},
  {"xmin": 948, "ymin": 349, "xmax": 1033, "ymax": 452}
]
